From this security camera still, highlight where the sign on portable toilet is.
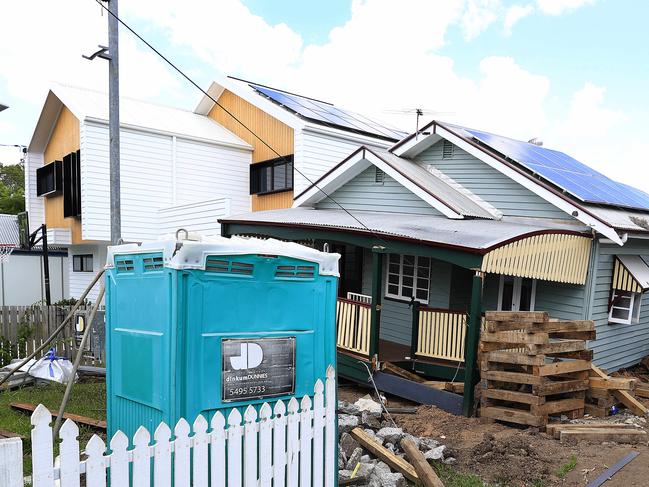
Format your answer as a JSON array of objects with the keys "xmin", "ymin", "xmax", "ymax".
[{"xmin": 104, "ymin": 235, "xmax": 340, "ymax": 441}]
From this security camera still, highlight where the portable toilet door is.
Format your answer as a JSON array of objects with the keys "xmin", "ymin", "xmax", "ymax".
[{"xmin": 105, "ymin": 236, "xmax": 340, "ymax": 441}]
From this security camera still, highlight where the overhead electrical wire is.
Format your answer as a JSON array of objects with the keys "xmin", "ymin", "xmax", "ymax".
[{"xmin": 93, "ymin": 0, "xmax": 393, "ymax": 248}]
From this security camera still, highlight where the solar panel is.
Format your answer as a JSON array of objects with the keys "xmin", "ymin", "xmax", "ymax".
[
  {"xmin": 249, "ymin": 83, "xmax": 406, "ymax": 141},
  {"xmin": 457, "ymin": 125, "xmax": 649, "ymax": 211}
]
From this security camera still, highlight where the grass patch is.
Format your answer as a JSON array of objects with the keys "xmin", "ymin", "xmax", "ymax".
[
  {"xmin": 431, "ymin": 462, "xmax": 486, "ymax": 487},
  {"xmin": 556, "ymin": 454, "xmax": 578, "ymax": 478},
  {"xmin": 0, "ymin": 379, "xmax": 106, "ymax": 474}
]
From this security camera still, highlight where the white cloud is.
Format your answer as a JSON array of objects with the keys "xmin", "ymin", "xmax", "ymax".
[
  {"xmin": 536, "ymin": 0, "xmax": 595, "ymax": 16},
  {"xmin": 462, "ymin": 0, "xmax": 502, "ymax": 40},
  {"xmin": 0, "ymin": 1, "xmax": 181, "ymax": 105},
  {"xmin": 503, "ymin": 4, "xmax": 535, "ymax": 35}
]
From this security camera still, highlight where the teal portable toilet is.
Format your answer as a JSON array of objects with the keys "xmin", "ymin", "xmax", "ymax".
[{"xmin": 104, "ymin": 235, "xmax": 339, "ymax": 439}]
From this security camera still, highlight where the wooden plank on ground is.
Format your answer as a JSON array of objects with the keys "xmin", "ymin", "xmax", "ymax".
[
  {"xmin": 382, "ymin": 362, "xmax": 425, "ymax": 383},
  {"xmin": 400, "ymin": 438, "xmax": 445, "ymax": 487},
  {"xmin": 560, "ymin": 428, "xmax": 646, "ymax": 444},
  {"xmin": 0, "ymin": 428, "xmax": 25, "ymax": 440},
  {"xmin": 546, "ymin": 423, "xmax": 636, "ymax": 438},
  {"xmin": 634, "ymin": 386, "xmax": 649, "ymax": 399},
  {"xmin": 444, "ymin": 382, "xmax": 464, "ymax": 394},
  {"xmin": 589, "ymin": 365, "xmax": 648, "ymax": 417},
  {"xmin": 10, "ymin": 402, "xmax": 106, "ymax": 430},
  {"xmin": 350, "ymin": 428, "xmax": 419, "ymax": 483}
]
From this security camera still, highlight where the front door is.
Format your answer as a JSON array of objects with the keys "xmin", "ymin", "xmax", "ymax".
[{"xmin": 498, "ymin": 276, "xmax": 536, "ymax": 311}]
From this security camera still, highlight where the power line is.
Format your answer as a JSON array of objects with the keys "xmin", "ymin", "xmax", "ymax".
[{"xmin": 93, "ymin": 0, "xmax": 392, "ymax": 247}]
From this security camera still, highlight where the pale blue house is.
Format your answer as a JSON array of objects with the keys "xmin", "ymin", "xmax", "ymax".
[{"xmin": 221, "ymin": 121, "xmax": 649, "ymax": 411}]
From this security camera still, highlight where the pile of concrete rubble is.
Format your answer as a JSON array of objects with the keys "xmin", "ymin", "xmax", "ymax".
[{"xmin": 338, "ymin": 396, "xmax": 454, "ymax": 486}]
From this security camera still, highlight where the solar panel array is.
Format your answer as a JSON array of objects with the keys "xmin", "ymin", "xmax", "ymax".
[
  {"xmin": 249, "ymin": 83, "xmax": 406, "ymax": 141},
  {"xmin": 458, "ymin": 126, "xmax": 649, "ymax": 211}
]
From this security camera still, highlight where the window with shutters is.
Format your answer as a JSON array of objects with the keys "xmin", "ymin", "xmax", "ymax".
[{"xmin": 385, "ymin": 253, "xmax": 431, "ymax": 303}]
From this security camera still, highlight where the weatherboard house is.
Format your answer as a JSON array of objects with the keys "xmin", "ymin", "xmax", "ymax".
[
  {"xmin": 24, "ymin": 79, "xmax": 403, "ymax": 301},
  {"xmin": 220, "ymin": 120, "xmax": 649, "ymax": 406}
]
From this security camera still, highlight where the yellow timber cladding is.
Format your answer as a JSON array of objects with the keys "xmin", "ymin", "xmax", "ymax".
[
  {"xmin": 207, "ymin": 89, "xmax": 294, "ymax": 211},
  {"xmin": 43, "ymin": 106, "xmax": 83, "ymax": 244},
  {"xmin": 481, "ymin": 233, "xmax": 593, "ymax": 285}
]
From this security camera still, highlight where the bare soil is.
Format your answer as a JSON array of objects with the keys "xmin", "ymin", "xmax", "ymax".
[{"xmin": 339, "ymin": 383, "xmax": 649, "ymax": 486}]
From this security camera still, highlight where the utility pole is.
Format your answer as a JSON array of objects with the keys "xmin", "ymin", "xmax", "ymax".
[{"xmin": 108, "ymin": 0, "xmax": 121, "ymax": 244}]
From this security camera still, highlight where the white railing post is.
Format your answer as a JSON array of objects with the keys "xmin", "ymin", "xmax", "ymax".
[
  {"xmin": 210, "ymin": 412, "xmax": 226, "ymax": 487},
  {"xmin": 0, "ymin": 438, "xmax": 23, "ymax": 487},
  {"xmin": 286, "ymin": 398, "xmax": 300, "ymax": 487},
  {"xmin": 84, "ymin": 435, "xmax": 107, "ymax": 487},
  {"xmin": 132, "ymin": 426, "xmax": 151, "ymax": 487},
  {"xmin": 299, "ymin": 395, "xmax": 313, "ymax": 487},
  {"xmin": 324, "ymin": 365, "xmax": 336, "ymax": 487},
  {"xmin": 227, "ymin": 408, "xmax": 243, "ymax": 487},
  {"xmin": 192, "ymin": 415, "xmax": 209, "ymax": 487},
  {"xmin": 243, "ymin": 406, "xmax": 259, "ymax": 487},
  {"xmin": 258, "ymin": 403, "xmax": 273, "ymax": 486},
  {"xmin": 273, "ymin": 400, "xmax": 287, "ymax": 487},
  {"xmin": 59, "ymin": 418, "xmax": 81, "ymax": 487},
  {"xmin": 174, "ymin": 418, "xmax": 191, "ymax": 487},
  {"xmin": 108, "ymin": 431, "xmax": 129, "ymax": 486},
  {"xmin": 312, "ymin": 379, "xmax": 325, "ymax": 487},
  {"xmin": 153, "ymin": 422, "xmax": 172, "ymax": 485},
  {"xmin": 31, "ymin": 404, "xmax": 54, "ymax": 487}
]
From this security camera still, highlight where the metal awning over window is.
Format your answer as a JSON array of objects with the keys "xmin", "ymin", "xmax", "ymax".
[
  {"xmin": 612, "ymin": 255, "xmax": 649, "ymax": 293},
  {"xmin": 481, "ymin": 234, "xmax": 592, "ymax": 285}
]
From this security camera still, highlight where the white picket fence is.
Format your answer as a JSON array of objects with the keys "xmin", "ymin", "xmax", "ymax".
[{"xmin": 0, "ymin": 366, "xmax": 337, "ymax": 487}]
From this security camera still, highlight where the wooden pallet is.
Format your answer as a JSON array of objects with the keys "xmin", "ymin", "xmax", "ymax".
[{"xmin": 479, "ymin": 311, "xmax": 594, "ymax": 428}]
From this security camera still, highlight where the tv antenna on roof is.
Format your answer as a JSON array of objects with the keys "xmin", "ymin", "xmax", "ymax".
[{"xmin": 383, "ymin": 108, "xmax": 453, "ymax": 139}]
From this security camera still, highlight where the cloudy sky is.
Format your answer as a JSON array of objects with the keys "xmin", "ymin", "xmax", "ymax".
[{"xmin": 1, "ymin": 0, "xmax": 647, "ymax": 191}]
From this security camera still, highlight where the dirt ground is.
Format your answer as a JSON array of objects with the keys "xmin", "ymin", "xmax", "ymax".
[{"xmin": 339, "ymin": 383, "xmax": 649, "ymax": 487}]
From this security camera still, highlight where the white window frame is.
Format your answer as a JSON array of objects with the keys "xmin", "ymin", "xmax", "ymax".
[
  {"xmin": 609, "ymin": 289, "xmax": 642, "ymax": 325},
  {"xmin": 384, "ymin": 254, "xmax": 431, "ymax": 304},
  {"xmin": 497, "ymin": 276, "xmax": 537, "ymax": 312}
]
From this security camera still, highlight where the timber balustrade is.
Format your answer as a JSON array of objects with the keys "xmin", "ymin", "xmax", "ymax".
[{"xmin": 336, "ymin": 297, "xmax": 372, "ymax": 356}]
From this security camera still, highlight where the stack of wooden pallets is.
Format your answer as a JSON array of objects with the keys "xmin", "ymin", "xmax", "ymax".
[{"xmin": 479, "ymin": 311, "xmax": 595, "ymax": 428}]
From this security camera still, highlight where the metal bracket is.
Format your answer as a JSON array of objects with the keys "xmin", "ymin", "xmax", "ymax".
[{"xmin": 82, "ymin": 45, "xmax": 111, "ymax": 61}]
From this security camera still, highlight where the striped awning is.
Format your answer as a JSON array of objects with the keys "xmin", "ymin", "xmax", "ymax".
[
  {"xmin": 481, "ymin": 233, "xmax": 592, "ymax": 285},
  {"xmin": 612, "ymin": 255, "xmax": 649, "ymax": 293}
]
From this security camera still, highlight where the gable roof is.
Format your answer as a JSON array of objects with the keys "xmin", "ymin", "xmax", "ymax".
[
  {"xmin": 194, "ymin": 76, "xmax": 407, "ymax": 143},
  {"xmin": 28, "ymin": 84, "xmax": 251, "ymax": 153},
  {"xmin": 293, "ymin": 146, "xmax": 500, "ymax": 220},
  {"xmin": 391, "ymin": 120, "xmax": 626, "ymax": 244}
]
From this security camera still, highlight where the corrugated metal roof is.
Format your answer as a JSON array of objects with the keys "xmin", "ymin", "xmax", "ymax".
[
  {"xmin": 581, "ymin": 204, "xmax": 649, "ymax": 232},
  {"xmin": 370, "ymin": 148, "xmax": 499, "ymax": 219},
  {"xmin": 50, "ymin": 84, "xmax": 251, "ymax": 148},
  {"xmin": 221, "ymin": 208, "xmax": 590, "ymax": 252},
  {"xmin": 0, "ymin": 214, "xmax": 19, "ymax": 246}
]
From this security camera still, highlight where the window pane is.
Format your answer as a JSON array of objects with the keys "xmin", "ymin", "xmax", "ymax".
[
  {"xmin": 612, "ymin": 307, "xmax": 630, "ymax": 320},
  {"xmin": 402, "ymin": 286, "xmax": 413, "ymax": 298},
  {"xmin": 388, "ymin": 284, "xmax": 399, "ymax": 295},
  {"xmin": 417, "ymin": 266, "xmax": 429, "ymax": 278},
  {"xmin": 389, "ymin": 263, "xmax": 400, "ymax": 274},
  {"xmin": 389, "ymin": 254, "xmax": 400, "ymax": 264},
  {"xmin": 416, "ymin": 289, "xmax": 427, "ymax": 300},
  {"xmin": 388, "ymin": 273, "xmax": 399, "ymax": 285},
  {"xmin": 402, "ymin": 276, "xmax": 413, "ymax": 287},
  {"xmin": 633, "ymin": 293, "xmax": 642, "ymax": 321},
  {"xmin": 274, "ymin": 162, "xmax": 287, "ymax": 190},
  {"xmin": 403, "ymin": 255, "xmax": 415, "ymax": 267},
  {"xmin": 402, "ymin": 265, "xmax": 414, "ymax": 277}
]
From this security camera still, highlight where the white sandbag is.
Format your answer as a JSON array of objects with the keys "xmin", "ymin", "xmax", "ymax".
[{"xmin": 28, "ymin": 350, "xmax": 76, "ymax": 384}]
